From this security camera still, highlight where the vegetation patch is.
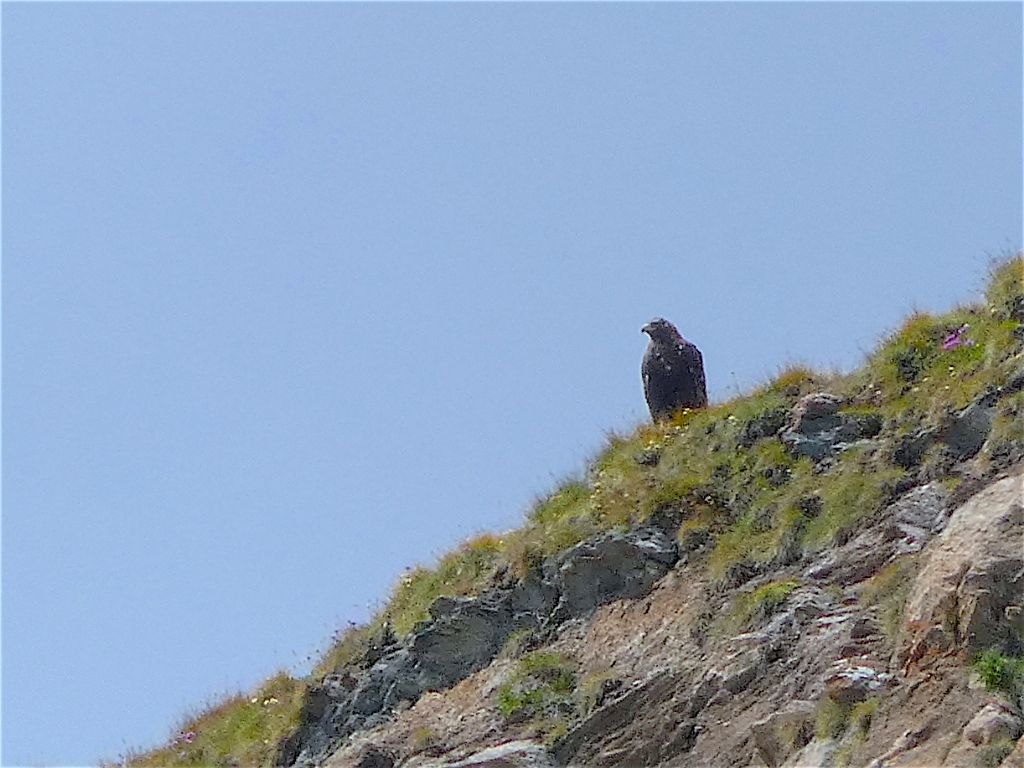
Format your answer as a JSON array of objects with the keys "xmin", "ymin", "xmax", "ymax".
[
  {"xmin": 498, "ymin": 629, "xmax": 539, "ymax": 660},
  {"xmin": 575, "ymin": 671, "xmax": 622, "ymax": 717},
  {"xmin": 846, "ymin": 255, "xmax": 1023, "ymax": 431},
  {"xmin": 800, "ymin": 448, "xmax": 906, "ymax": 550},
  {"xmin": 815, "ymin": 695, "xmax": 852, "ymax": 740},
  {"xmin": 985, "ymin": 255, "xmax": 1024, "ymax": 323},
  {"xmin": 973, "ymin": 648, "xmax": 1024, "ymax": 698},
  {"xmin": 832, "ymin": 698, "xmax": 880, "ymax": 767},
  {"xmin": 411, "ymin": 726, "xmax": 439, "ymax": 751},
  {"xmin": 724, "ymin": 579, "xmax": 801, "ymax": 634},
  {"xmin": 503, "ymin": 479, "xmax": 599, "ymax": 577},
  {"xmin": 496, "ymin": 652, "xmax": 578, "ymax": 723},
  {"xmin": 384, "ymin": 533, "xmax": 505, "ymax": 635},
  {"xmin": 114, "ymin": 673, "xmax": 306, "ymax": 768}
]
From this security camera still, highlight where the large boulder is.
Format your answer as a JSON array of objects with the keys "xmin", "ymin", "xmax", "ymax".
[{"xmin": 900, "ymin": 467, "xmax": 1024, "ymax": 672}]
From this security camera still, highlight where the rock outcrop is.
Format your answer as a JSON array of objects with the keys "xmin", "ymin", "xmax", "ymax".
[
  {"xmin": 900, "ymin": 469, "xmax": 1024, "ymax": 672},
  {"xmin": 280, "ymin": 526, "xmax": 679, "ymax": 766}
]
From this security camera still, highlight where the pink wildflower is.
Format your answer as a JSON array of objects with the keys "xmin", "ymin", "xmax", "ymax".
[{"xmin": 941, "ymin": 324, "xmax": 974, "ymax": 350}]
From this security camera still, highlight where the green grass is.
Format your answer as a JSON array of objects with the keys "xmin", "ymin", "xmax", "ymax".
[
  {"xmin": 986, "ymin": 255, "xmax": 1024, "ymax": 323},
  {"xmin": 832, "ymin": 698, "xmax": 880, "ymax": 767},
  {"xmin": 503, "ymin": 480, "xmax": 600, "ymax": 577},
  {"xmin": 496, "ymin": 652, "xmax": 578, "ymax": 722},
  {"xmin": 845, "ymin": 254, "xmax": 1023, "ymax": 430},
  {"xmin": 815, "ymin": 696, "xmax": 852, "ymax": 741},
  {"xmin": 115, "ymin": 673, "xmax": 307, "ymax": 768},
  {"xmin": 801, "ymin": 448, "xmax": 907, "ymax": 550},
  {"xmin": 575, "ymin": 671, "xmax": 621, "ymax": 717},
  {"xmin": 411, "ymin": 726, "xmax": 439, "ymax": 750},
  {"xmin": 498, "ymin": 629, "xmax": 538, "ymax": 660},
  {"xmin": 383, "ymin": 533, "xmax": 505, "ymax": 635}
]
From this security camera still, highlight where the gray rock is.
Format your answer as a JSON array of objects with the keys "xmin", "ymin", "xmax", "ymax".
[
  {"xmin": 285, "ymin": 526, "xmax": 681, "ymax": 765},
  {"xmin": 354, "ymin": 746, "xmax": 395, "ymax": 768},
  {"xmin": 545, "ymin": 526, "xmax": 677, "ymax": 622},
  {"xmin": 722, "ymin": 657, "xmax": 760, "ymax": 694},
  {"xmin": 940, "ymin": 391, "xmax": 998, "ymax": 460},
  {"xmin": 791, "ymin": 393, "xmax": 843, "ymax": 430},
  {"xmin": 740, "ymin": 406, "xmax": 789, "ymax": 447},
  {"xmin": 411, "ymin": 595, "xmax": 518, "ymax": 691},
  {"xmin": 552, "ymin": 671, "xmax": 684, "ymax": 765},
  {"xmin": 409, "ymin": 740, "xmax": 555, "ymax": 768},
  {"xmin": 781, "ymin": 393, "xmax": 882, "ymax": 462},
  {"xmin": 782, "ymin": 737, "xmax": 838, "ymax": 768},
  {"xmin": 824, "ymin": 663, "xmax": 892, "ymax": 704}
]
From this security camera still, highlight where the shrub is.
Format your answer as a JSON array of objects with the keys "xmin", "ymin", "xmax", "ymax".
[
  {"xmin": 974, "ymin": 648, "xmax": 1024, "ymax": 696},
  {"xmin": 978, "ymin": 739, "xmax": 1016, "ymax": 768}
]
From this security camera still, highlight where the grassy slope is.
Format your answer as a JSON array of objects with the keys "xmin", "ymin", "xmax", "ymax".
[{"xmin": 116, "ymin": 255, "xmax": 1023, "ymax": 767}]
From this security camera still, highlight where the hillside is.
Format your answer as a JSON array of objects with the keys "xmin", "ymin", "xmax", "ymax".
[{"xmin": 119, "ymin": 255, "xmax": 1024, "ymax": 768}]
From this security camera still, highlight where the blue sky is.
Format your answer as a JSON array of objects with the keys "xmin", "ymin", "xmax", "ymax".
[{"xmin": 2, "ymin": 3, "xmax": 1021, "ymax": 764}]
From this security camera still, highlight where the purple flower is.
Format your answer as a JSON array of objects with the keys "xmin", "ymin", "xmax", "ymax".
[
  {"xmin": 182, "ymin": 731, "xmax": 196, "ymax": 743},
  {"xmin": 942, "ymin": 324, "xmax": 974, "ymax": 351}
]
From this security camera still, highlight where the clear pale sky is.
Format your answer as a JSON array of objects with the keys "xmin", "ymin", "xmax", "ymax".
[{"xmin": 2, "ymin": 3, "xmax": 1021, "ymax": 765}]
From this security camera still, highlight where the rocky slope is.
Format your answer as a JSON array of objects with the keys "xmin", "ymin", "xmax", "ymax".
[
  {"xmin": 123, "ymin": 257, "xmax": 1024, "ymax": 768},
  {"xmin": 285, "ymin": 437, "xmax": 1023, "ymax": 768}
]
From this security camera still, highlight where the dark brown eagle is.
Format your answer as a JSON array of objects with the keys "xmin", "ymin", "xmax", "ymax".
[{"xmin": 641, "ymin": 318, "xmax": 708, "ymax": 421}]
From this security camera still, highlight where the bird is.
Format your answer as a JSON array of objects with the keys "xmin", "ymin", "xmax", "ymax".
[{"xmin": 641, "ymin": 318, "xmax": 708, "ymax": 421}]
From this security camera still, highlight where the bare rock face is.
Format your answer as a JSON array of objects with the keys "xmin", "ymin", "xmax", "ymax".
[
  {"xmin": 544, "ymin": 526, "xmax": 678, "ymax": 622},
  {"xmin": 900, "ymin": 467, "xmax": 1024, "ymax": 672},
  {"xmin": 823, "ymin": 663, "xmax": 893, "ymax": 704},
  {"xmin": 804, "ymin": 482, "xmax": 949, "ymax": 585},
  {"xmin": 283, "ymin": 527, "xmax": 678, "ymax": 766},
  {"xmin": 405, "ymin": 740, "xmax": 556, "ymax": 768}
]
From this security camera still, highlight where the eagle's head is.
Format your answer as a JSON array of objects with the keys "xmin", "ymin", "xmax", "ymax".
[{"xmin": 641, "ymin": 317, "xmax": 683, "ymax": 344}]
